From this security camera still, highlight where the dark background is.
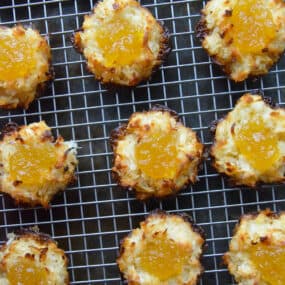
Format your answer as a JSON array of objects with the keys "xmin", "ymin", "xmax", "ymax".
[{"xmin": 0, "ymin": 0, "xmax": 284, "ymax": 284}]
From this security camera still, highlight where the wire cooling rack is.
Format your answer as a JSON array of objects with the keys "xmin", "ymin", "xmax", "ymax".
[{"xmin": 0, "ymin": 0, "xmax": 285, "ymax": 284}]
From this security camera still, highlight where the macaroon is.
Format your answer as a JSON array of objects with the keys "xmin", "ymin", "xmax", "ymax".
[
  {"xmin": 0, "ymin": 121, "xmax": 78, "ymax": 207},
  {"xmin": 72, "ymin": 0, "xmax": 170, "ymax": 86},
  {"xmin": 224, "ymin": 209, "xmax": 285, "ymax": 285},
  {"xmin": 0, "ymin": 228, "xmax": 69, "ymax": 285},
  {"xmin": 117, "ymin": 211, "xmax": 205, "ymax": 285},
  {"xmin": 211, "ymin": 93, "xmax": 285, "ymax": 187},
  {"xmin": 0, "ymin": 25, "xmax": 52, "ymax": 109},
  {"xmin": 111, "ymin": 105, "xmax": 203, "ymax": 199},
  {"xmin": 196, "ymin": 0, "xmax": 285, "ymax": 81}
]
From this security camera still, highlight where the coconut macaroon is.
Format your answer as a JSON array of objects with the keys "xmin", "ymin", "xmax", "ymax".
[
  {"xmin": 72, "ymin": 0, "xmax": 170, "ymax": 86},
  {"xmin": 0, "ymin": 25, "xmax": 52, "ymax": 109},
  {"xmin": 0, "ymin": 228, "xmax": 69, "ymax": 285},
  {"xmin": 0, "ymin": 121, "xmax": 77, "ymax": 208},
  {"xmin": 196, "ymin": 0, "xmax": 285, "ymax": 82},
  {"xmin": 211, "ymin": 93, "xmax": 285, "ymax": 187},
  {"xmin": 111, "ymin": 106, "xmax": 203, "ymax": 200},
  {"xmin": 117, "ymin": 211, "xmax": 205, "ymax": 285},
  {"xmin": 224, "ymin": 209, "xmax": 285, "ymax": 285}
]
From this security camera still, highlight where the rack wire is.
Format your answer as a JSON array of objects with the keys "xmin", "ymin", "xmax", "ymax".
[{"xmin": 0, "ymin": 0, "xmax": 285, "ymax": 284}]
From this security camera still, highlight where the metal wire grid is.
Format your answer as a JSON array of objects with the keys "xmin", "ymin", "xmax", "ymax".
[{"xmin": 0, "ymin": 0, "xmax": 285, "ymax": 284}]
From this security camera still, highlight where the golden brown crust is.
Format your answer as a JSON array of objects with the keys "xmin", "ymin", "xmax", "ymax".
[
  {"xmin": 117, "ymin": 210, "xmax": 205, "ymax": 285},
  {"xmin": 0, "ymin": 121, "xmax": 78, "ymax": 208},
  {"xmin": 111, "ymin": 105, "xmax": 203, "ymax": 200},
  {"xmin": 0, "ymin": 227, "xmax": 69, "ymax": 284},
  {"xmin": 211, "ymin": 93, "xmax": 285, "ymax": 187},
  {"xmin": 196, "ymin": 0, "xmax": 285, "ymax": 82},
  {"xmin": 72, "ymin": 0, "xmax": 170, "ymax": 87},
  {"xmin": 0, "ymin": 25, "xmax": 53, "ymax": 109}
]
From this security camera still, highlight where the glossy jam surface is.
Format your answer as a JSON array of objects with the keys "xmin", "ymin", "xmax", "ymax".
[
  {"xmin": 138, "ymin": 236, "xmax": 189, "ymax": 281},
  {"xmin": 135, "ymin": 131, "xmax": 179, "ymax": 179},
  {"xmin": 224, "ymin": 0, "xmax": 276, "ymax": 54},
  {"xmin": 234, "ymin": 117, "xmax": 280, "ymax": 172},
  {"xmin": 7, "ymin": 258, "xmax": 48, "ymax": 285},
  {"xmin": 9, "ymin": 142, "xmax": 58, "ymax": 186},
  {"xmin": 95, "ymin": 15, "xmax": 145, "ymax": 67},
  {"xmin": 245, "ymin": 243, "xmax": 285, "ymax": 285},
  {"xmin": 0, "ymin": 34, "xmax": 37, "ymax": 81}
]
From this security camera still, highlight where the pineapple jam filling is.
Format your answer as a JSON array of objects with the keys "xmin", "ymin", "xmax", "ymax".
[
  {"xmin": 0, "ymin": 35, "xmax": 37, "ymax": 81},
  {"xmin": 138, "ymin": 236, "xmax": 190, "ymax": 281},
  {"xmin": 244, "ymin": 243, "xmax": 285, "ymax": 285},
  {"xmin": 94, "ymin": 15, "xmax": 145, "ymax": 67},
  {"xmin": 9, "ymin": 142, "xmax": 58, "ymax": 186},
  {"xmin": 234, "ymin": 117, "xmax": 280, "ymax": 173},
  {"xmin": 135, "ymin": 130, "xmax": 179, "ymax": 179},
  {"xmin": 7, "ymin": 258, "xmax": 48, "ymax": 285},
  {"xmin": 223, "ymin": 0, "xmax": 276, "ymax": 54}
]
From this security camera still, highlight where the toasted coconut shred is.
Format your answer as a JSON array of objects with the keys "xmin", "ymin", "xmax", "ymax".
[{"xmin": 72, "ymin": 0, "xmax": 170, "ymax": 86}]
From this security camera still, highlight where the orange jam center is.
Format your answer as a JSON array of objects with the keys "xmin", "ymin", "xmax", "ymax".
[
  {"xmin": 234, "ymin": 117, "xmax": 280, "ymax": 173},
  {"xmin": 245, "ymin": 243, "xmax": 285, "ymax": 285},
  {"xmin": 0, "ymin": 34, "xmax": 37, "ymax": 81},
  {"xmin": 95, "ymin": 15, "xmax": 145, "ymax": 67},
  {"xmin": 7, "ymin": 258, "xmax": 48, "ymax": 285},
  {"xmin": 224, "ymin": 0, "xmax": 276, "ymax": 54},
  {"xmin": 135, "ymin": 130, "xmax": 179, "ymax": 179},
  {"xmin": 9, "ymin": 142, "xmax": 58, "ymax": 186},
  {"xmin": 138, "ymin": 236, "xmax": 189, "ymax": 281}
]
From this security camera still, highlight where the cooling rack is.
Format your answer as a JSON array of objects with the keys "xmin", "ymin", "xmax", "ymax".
[{"xmin": 0, "ymin": 0, "xmax": 285, "ymax": 284}]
